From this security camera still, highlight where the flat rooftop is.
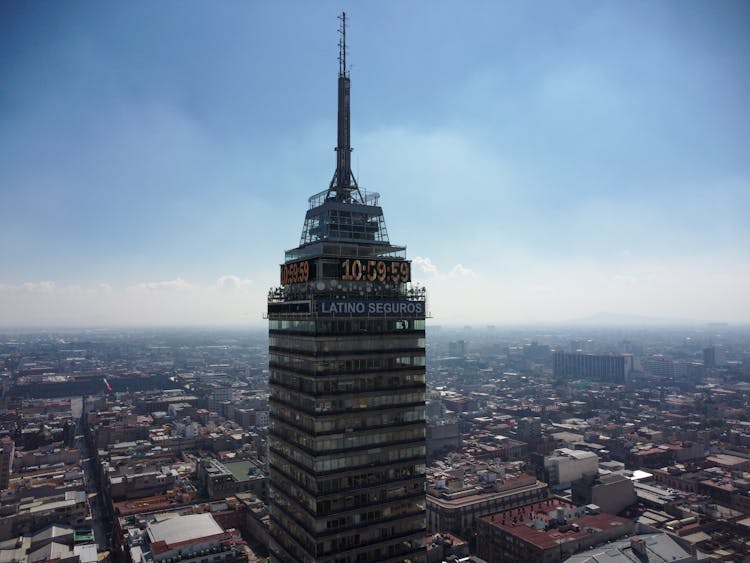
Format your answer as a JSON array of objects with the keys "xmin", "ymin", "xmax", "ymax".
[
  {"xmin": 224, "ymin": 460, "xmax": 261, "ymax": 482},
  {"xmin": 147, "ymin": 513, "xmax": 223, "ymax": 547},
  {"xmin": 428, "ymin": 479, "xmax": 547, "ymax": 509}
]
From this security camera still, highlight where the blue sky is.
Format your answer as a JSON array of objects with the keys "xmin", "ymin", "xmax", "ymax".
[{"xmin": 1, "ymin": 1, "xmax": 748, "ymax": 326}]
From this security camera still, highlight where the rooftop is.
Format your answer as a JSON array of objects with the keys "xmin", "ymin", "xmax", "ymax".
[
  {"xmin": 480, "ymin": 499, "xmax": 632, "ymax": 551},
  {"xmin": 223, "ymin": 459, "xmax": 262, "ymax": 482},
  {"xmin": 147, "ymin": 513, "xmax": 223, "ymax": 547},
  {"xmin": 428, "ymin": 475, "xmax": 547, "ymax": 509},
  {"xmin": 564, "ymin": 533, "xmax": 693, "ymax": 562}
]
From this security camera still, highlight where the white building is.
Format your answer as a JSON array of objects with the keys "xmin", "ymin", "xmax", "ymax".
[
  {"xmin": 128, "ymin": 513, "xmax": 246, "ymax": 563},
  {"xmin": 544, "ymin": 448, "xmax": 599, "ymax": 486}
]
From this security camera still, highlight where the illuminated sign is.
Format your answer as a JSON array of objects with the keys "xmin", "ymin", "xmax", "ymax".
[
  {"xmin": 280, "ymin": 260, "xmax": 313, "ymax": 285},
  {"xmin": 316, "ymin": 300, "xmax": 425, "ymax": 316}
]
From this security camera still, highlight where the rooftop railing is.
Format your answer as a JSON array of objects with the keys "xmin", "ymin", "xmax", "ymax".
[
  {"xmin": 268, "ymin": 284, "xmax": 426, "ymax": 304},
  {"xmin": 307, "ymin": 188, "xmax": 380, "ymax": 209},
  {"xmin": 285, "ymin": 242, "xmax": 406, "ymax": 261}
]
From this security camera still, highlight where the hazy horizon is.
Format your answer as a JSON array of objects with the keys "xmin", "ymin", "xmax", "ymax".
[
  {"xmin": 2, "ymin": 2, "xmax": 749, "ymax": 326},
  {"xmin": 1, "ymin": 312, "xmax": 748, "ymax": 332}
]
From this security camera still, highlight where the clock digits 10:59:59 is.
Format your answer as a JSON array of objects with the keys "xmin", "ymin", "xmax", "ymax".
[{"xmin": 340, "ymin": 259, "xmax": 411, "ymax": 283}]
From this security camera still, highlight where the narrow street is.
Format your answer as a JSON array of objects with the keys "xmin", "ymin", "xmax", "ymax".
[{"xmin": 72, "ymin": 397, "xmax": 110, "ymax": 552}]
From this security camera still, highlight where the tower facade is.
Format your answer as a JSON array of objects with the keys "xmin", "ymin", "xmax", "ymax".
[{"xmin": 267, "ymin": 13, "xmax": 427, "ymax": 563}]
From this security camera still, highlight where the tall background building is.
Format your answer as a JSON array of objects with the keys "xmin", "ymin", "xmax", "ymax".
[
  {"xmin": 267, "ymin": 13, "xmax": 427, "ymax": 563},
  {"xmin": 552, "ymin": 350, "xmax": 631, "ymax": 383}
]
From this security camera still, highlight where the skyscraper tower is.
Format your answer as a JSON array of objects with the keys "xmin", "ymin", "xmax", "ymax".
[{"xmin": 267, "ymin": 13, "xmax": 427, "ymax": 563}]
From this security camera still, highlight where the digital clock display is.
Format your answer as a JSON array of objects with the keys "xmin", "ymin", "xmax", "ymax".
[
  {"xmin": 280, "ymin": 260, "xmax": 312, "ymax": 285},
  {"xmin": 340, "ymin": 258, "xmax": 411, "ymax": 283}
]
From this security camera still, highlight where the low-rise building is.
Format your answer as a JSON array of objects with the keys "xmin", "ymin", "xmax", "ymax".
[
  {"xmin": 425, "ymin": 532, "xmax": 470, "ymax": 563},
  {"xmin": 196, "ymin": 459, "xmax": 267, "ymax": 501},
  {"xmin": 544, "ymin": 448, "xmax": 598, "ymax": 486},
  {"xmin": 476, "ymin": 499, "xmax": 634, "ymax": 563},
  {"xmin": 571, "ymin": 472, "xmax": 637, "ymax": 516},
  {"xmin": 0, "ymin": 491, "xmax": 89, "ymax": 541},
  {"xmin": 427, "ymin": 420, "xmax": 461, "ymax": 457},
  {"xmin": 564, "ymin": 532, "xmax": 695, "ymax": 563},
  {"xmin": 125, "ymin": 513, "xmax": 247, "ymax": 563},
  {"xmin": 427, "ymin": 472, "xmax": 548, "ymax": 534}
]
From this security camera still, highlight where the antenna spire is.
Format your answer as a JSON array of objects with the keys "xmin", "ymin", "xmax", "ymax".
[
  {"xmin": 329, "ymin": 11, "xmax": 360, "ymax": 202},
  {"xmin": 338, "ymin": 11, "xmax": 347, "ymax": 77}
]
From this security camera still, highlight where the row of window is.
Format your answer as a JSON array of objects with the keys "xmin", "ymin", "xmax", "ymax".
[
  {"xmin": 268, "ymin": 334, "xmax": 425, "ymax": 353},
  {"xmin": 314, "ymin": 445, "xmax": 426, "ymax": 473},
  {"xmin": 269, "ymin": 452, "xmax": 318, "ymax": 496},
  {"xmin": 270, "ymin": 440, "xmax": 316, "ymax": 473},
  {"xmin": 271, "ymin": 386, "xmax": 425, "ymax": 414},
  {"xmin": 317, "ymin": 462, "xmax": 425, "ymax": 494},
  {"xmin": 271, "ymin": 438, "xmax": 425, "ymax": 475},
  {"xmin": 315, "ymin": 518, "xmax": 425, "ymax": 560},
  {"xmin": 318, "ymin": 480, "xmax": 424, "ymax": 515},
  {"xmin": 269, "ymin": 318, "xmax": 426, "ymax": 333},
  {"xmin": 269, "ymin": 452, "xmax": 425, "ymax": 508},
  {"xmin": 269, "ymin": 455, "xmax": 425, "ymax": 520},
  {"xmin": 271, "ymin": 370, "xmax": 425, "ymax": 395},
  {"xmin": 315, "ymin": 391, "xmax": 424, "ymax": 413},
  {"xmin": 269, "ymin": 353, "xmax": 426, "ymax": 375},
  {"xmin": 269, "ymin": 500, "xmax": 315, "ymax": 555},
  {"xmin": 321, "ymin": 499, "xmax": 423, "ymax": 531},
  {"xmin": 271, "ymin": 402, "xmax": 425, "ymax": 435},
  {"xmin": 271, "ymin": 421, "xmax": 424, "ymax": 454}
]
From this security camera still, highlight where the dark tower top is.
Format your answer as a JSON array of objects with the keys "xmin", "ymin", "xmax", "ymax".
[{"xmin": 329, "ymin": 12, "xmax": 359, "ymax": 202}]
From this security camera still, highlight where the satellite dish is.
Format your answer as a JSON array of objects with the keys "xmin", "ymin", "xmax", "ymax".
[{"xmin": 316, "ymin": 282, "xmax": 326, "ymax": 291}]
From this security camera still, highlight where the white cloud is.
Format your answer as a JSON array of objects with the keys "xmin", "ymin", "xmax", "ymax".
[
  {"xmin": 413, "ymin": 256, "xmax": 477, "ymax": 280},
  {"xmin": 215, "ymin": 275, "xmax": 253, "ymax": 290},
  {"xmin": 413, "ymin": 257, "xmax": 438, "ymax": 275},
  {"xmin": 127, "ymin": 277, "xmax": 193, "ymax": 293},
  {"xmin": 21, "ymin": 281, "xmax": 56, "ymax": 293},
  {"xmin": 449, "ymin": 264, "xmax": 476, "ymax": 278}
]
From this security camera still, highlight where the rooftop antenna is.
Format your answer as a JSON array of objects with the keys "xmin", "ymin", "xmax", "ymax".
[
  {"xmin": 329, "ymin": 11, "xmax": 361, "ymax": 202},
  {"xmin": 339, "ymin": 11, "xmax": 347, "ymax": 77}
]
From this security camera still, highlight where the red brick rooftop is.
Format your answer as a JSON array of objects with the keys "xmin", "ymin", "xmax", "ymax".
[{"xmin": 479, "ymin": 499, "xmax": 632, "ymax": 550}]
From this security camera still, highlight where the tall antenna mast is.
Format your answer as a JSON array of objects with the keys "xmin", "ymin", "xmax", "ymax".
[
  {"xmin": 339, "ymin": 11, "xmax": 347, "ymax": 77},
  {"xmin": 329, "ymin": 11, "xmax": 360, "ymax": 202}
]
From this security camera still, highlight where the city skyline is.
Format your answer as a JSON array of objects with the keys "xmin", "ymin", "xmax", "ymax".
[{"xmin": 2, "ymin": 1, "xmax": 749, "ymax": 326}]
